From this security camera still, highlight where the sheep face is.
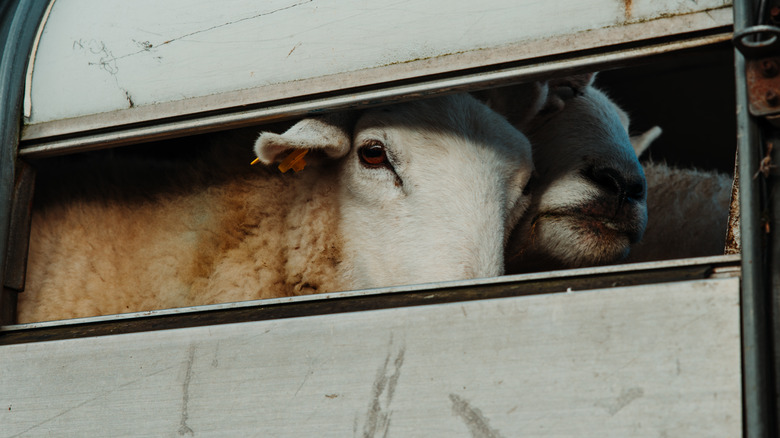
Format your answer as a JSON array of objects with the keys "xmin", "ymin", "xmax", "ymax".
[
  {"xmin": 257, "ymin": 94, "xmax": 533, "ymax": 290},
  {"xmin": 341, "ymin": 94, "xmax": 533, "ymax": 288},
  {"xmin": 505, "ymin": 86, "xmax": 648, "ymax": 273}
]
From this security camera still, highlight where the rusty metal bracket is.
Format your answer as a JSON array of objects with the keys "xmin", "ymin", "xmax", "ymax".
[
  {"xmin": 745, "ymin": 56, "xmax": 780, "ymax": 118},
  {"xmin": 735, "ymin": 25, "xmax": 780, "ymax": 121}
]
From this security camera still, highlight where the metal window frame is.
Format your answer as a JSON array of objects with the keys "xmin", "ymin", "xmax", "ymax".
[
  {"xmin": 0, "ymin": 0, "xmax": 50, "ymax": 324},
  {"xmin": 0, "ymin": 1, "xmax": 777, "ymax": 436}
]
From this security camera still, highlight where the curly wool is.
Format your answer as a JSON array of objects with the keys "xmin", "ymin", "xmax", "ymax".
[
  {"xmin": 624, "ymin": 161, "xmax": 732, "ymax": 263},
  {"xmin": 19, "ymin": 144, "xmax": 345, "ymax": 322}
]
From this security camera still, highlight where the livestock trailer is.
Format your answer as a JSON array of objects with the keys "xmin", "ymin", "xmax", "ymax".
[{"xmin": 0, "ymin": 0, "xmax": 776, "ymax": 436}]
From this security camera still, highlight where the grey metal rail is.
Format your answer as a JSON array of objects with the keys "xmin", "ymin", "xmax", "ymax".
[
  {"xmin": 734, "ymin": 0, "xmax": 778, "ymax": 436},
  {"xmin": 0, "ymin": 255, "xmax": 740, "ymax": 345}
]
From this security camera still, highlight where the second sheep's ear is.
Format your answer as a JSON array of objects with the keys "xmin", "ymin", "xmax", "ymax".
[
  {"xmin": 548, "ymin": 72, "xmax": 596, "ymax": 96},
  {"xmin": 254, "ymin": 112, "xmax": 357, "ymax": 168},
  {"xmin": 473, "ymin": 81, "xmax": 550, "ymax": 129},
  {"xmin": 630, "ymin": 126, "xmax": 663, "ymax": 158},
  {"xmin": 528, "ymin": 73, "xmax": 599, "ymax": 126}
]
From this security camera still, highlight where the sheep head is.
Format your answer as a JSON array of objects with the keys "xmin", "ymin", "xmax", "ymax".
[
  {"xmin": 255, "ymin": 93, "xmax": 534, "ymax": 289},
  {"xmin": 499, "ymin": 76, "xmax": 648, "ymax": 273}
]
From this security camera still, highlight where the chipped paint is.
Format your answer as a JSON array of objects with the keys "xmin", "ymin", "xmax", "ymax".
[
  {"xmin": 288, "ymin": 42, "xmax": 302, "ymax": 57},
  {"xmin": 124, "ymin": 91, "xmax": 134, "ymax": 108}
]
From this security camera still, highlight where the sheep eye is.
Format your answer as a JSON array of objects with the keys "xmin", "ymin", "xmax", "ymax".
[{"xmin": 359, "ymin": 142, "xmax": 389, "ymax": 168}]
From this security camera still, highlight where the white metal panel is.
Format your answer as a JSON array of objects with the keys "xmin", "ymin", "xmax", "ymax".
[
  {"xmin": 23, "ymin": 0, "xmax": 731, "ymax": 139},
  {"xmin": 1, "ymin": 278, "xmax": 741, "ymax": 437}
]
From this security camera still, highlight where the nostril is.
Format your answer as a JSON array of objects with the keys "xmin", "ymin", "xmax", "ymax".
[
  {"xmin": 626, "ymin": 180, "xmax": 646, "ymax": 202},
  {"xmin": 584, "ymin": 166, "xmax": 646, "ymax": 213},
  {"xmin": 585, "ymin": 166, "xmax": 626, "ymax": 196}
]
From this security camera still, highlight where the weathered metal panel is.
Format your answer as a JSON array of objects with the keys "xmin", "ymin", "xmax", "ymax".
[
  {"xmin": 22, "ymin": 0, "xmax": 732, "ymax": 143},
  {"xmin": 1, "ymin": 277, "xmax": 741, "ymax": 437}
]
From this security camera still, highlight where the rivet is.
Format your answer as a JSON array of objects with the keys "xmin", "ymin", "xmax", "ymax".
[{"xmin": 766, "ymin": 89, "xmax": 780, "ymax": 106}]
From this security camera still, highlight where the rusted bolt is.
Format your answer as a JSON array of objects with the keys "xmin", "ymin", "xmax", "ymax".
[
  {"xmin": 771, "ymin": 6, "xmax": 780, "ymax": 22},
  {"xmin": 761, "ymin": 59, "xmax": 779, "ymax": 78},
  {"xmin": 766, "ymin": 89, "xmax": 780, "ymax": 106}
]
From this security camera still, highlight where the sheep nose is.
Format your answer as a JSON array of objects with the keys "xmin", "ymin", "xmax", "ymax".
[{"xmin": 584, "ymin": 166, "xmax": 646, "ymax": 205}]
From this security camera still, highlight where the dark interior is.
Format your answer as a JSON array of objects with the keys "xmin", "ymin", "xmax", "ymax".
[{"xmin": 597, "ymin": 41, "xmax": 736, "ymax": 174}]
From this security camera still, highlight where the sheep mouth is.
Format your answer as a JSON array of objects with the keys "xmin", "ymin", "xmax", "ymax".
[
  {"xmin": 504, "ymin": 197, "xmax": 647, "ymax": 274},
  {"xmin": 534, "ymin": 209, "xmax": 644, "ymax": 244},
  {"xmin": 505, "ymin": 210, "xmax": 636, "ymax": 274}
]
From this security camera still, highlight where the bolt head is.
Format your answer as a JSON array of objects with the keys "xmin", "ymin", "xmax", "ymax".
[
  {"xmin": 761, "ymin": 59, "xmax": 779, "ymax": 78},
  {"xmin": 766, "ymin": 89, "xmax": 779, "ymax": 106},
  {"xmin": 771, "ymin": 6, "xmax": 780, "ymax": 21}
]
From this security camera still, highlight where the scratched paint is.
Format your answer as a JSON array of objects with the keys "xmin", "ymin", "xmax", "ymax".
[
  {"xmin": 178, "ymin": 345, "xmax": 196, "ymax": 436},
  {"xmin": 595, "ymin": 387, "xmax": 645, "ymax": 416},
  {"xmin": 356, "ymin": 339, "xmax": 406, "ymax": 438},
  {"xmin": 450, "ymin": 394, "xmax": 506, "ymax": 438}
]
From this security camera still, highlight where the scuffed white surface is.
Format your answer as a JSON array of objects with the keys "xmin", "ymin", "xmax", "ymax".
[
  {"xmin": 2, "ymin": 278, "xmax": 741, "ymax": 437},
  {"xmin": 27, "ymin": 0, "xmax": 730, "ymax": 124}
]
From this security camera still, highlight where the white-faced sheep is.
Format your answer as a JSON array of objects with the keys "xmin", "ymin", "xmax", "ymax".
[
  {"xmin": 18, "ymin": 94, "xmax": 534, "ymax": 323},
  {"xmin": 479, "ymin": 74, "xmax": 649, "ymax": 273}
]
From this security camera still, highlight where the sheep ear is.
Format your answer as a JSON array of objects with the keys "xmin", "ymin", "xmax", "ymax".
[
  {"xmin": 548, "ymin": 72, "xmax": 596, "ymax": 94},
  {"xmin": 630, "ymin": 126, "xmax": 663, "ymax": 157},
  {"xmin": 537, "ymin": 72, "xmax": 599, "ymax": 117},
  {"xmin": 472, "ymin": 81, "xmax": 549, "ymax": 129},
  {"xmin": 254, "ymin": 113, "xmax": 356, "ymax": 165}
]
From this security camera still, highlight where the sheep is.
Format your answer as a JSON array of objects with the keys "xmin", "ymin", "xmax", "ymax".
[
  {"xmin": 483, "ymin": 75, "xmax": 731, "ymax": 271},
  {"xmin": 18, "ymin": 93, "xmax": 534, "ymax": 323},
  {"xmin": 622, "ymin": 127, "xmax": 733, "ymax": 263},
  {"xmin": 478, "ymin": 74, "xmax": 649, "ymax": 274}
]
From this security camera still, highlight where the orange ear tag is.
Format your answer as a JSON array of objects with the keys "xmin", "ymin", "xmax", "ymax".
[
  {"xmin": 250, "ymin": 157, "xmax": 260, "ymax": 165},
  {"xmin": 277, "ymin": 149, "xmax": 309, "ymax": 173}
]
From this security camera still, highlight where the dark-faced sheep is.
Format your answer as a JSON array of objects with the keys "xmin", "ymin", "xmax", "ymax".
[
  {"xmin": 479, "ymin": 75, "xmax": 648, "ymax": 273},
  {"xmin": 19, "ymin": 94, "xmax": 534, "ymax": 322},
  {"xmin": 484, "ymin": 75, "xmax": 731, "ymax": 271}
]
